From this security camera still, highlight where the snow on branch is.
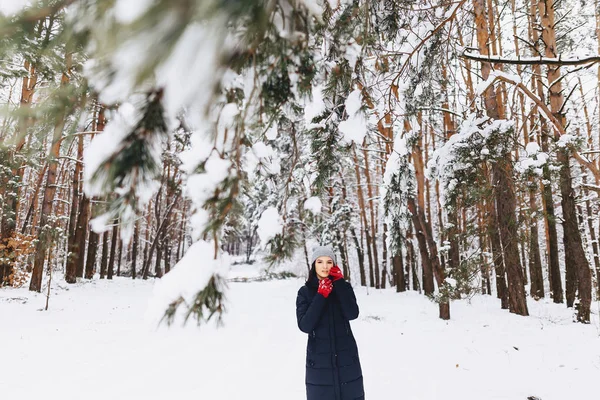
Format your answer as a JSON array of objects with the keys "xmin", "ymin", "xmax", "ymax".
[
  {"xmin": 475, "ymin": 73, "xmax": 600, "ymax": 184},
  {"xmin": 462, "ymin": 51, "xmax": 600, "ymax": 66}
]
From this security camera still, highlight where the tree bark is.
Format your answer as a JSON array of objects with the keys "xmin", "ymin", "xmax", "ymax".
[
  {"xmin": 381, "ymin": 223, "xmax": 388, "ymax": 289},
  {"xmin": 362, "ymin": 144, "xmax": 380, "ymax": 289},
  {"xmin": 353, "ymin": 146, "xmax": 374, "ymax": 287},
  {"xmin": 164, "ymin": 237, "xmax": 171, "ymax": 274},
  {"xmin": 107, "ymin": 223, "xmax": 118, "ymax": 279},
  {"xmin": 350, "ymin": 227, "xmax": 366, "ymax": 286},
  {"xmin": 408, "ymin": 197, "xmax": 450, "ymax": 319},
  {"xmin": 84, "ymin": 230, "xmax": 99, "ymax": 279},
  {"xmin": 99, "ymin": 231, "xmax": 108, "ymax": 279},
  {"xmin": 393, "ymin": 252, "xmax": 406, "ymax": 292},
  {"xmin": 407, "ymin": 121, "xmax": 435, "ymax": 295},
  {"xmin": 117, "ymin": 232, "xmax": 123, "ymax": 276},
  {"xmin": 473, "ymin": 0, "xmax": 528, "ymax": 315},
  {"xmin": 75, "ymin": 194, "xmax": 90, "ymax": 278},
  {"xmin": 0, "ymin": 60, "xmax": 37, "ymax": 285},
  {"xmin": 525, "ymin": 0, "xmax": 563, "ymax": 303},
  {"xmin": 527, "ymin": 185, "xmax": 544, "ymax": 300},
  {"xmin": 65, "ymin": 135, "xmax": 84, "ymax": 284},
  {"xmin": 131, "ymin": 220, "xmax": 139, "ymax": 279},
  {"xmin": 577, "ymin": 79, "xmax": 600, "ymax": 299},
  {"xmin": 538, "ymin": 0, "xmax": 592, "ymax": 322},
  {"xmin": 29, "ymin": 54, "xmax": 72, "ymax": 292}
]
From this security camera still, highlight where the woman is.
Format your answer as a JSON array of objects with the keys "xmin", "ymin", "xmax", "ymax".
[{"xmin": 296, "ymin": 246, "xmax": 365, "ymax": 400}]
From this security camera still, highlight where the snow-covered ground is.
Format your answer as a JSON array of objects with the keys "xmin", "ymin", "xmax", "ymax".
[{"xmin": 1, "ymin": 266, "xmax": 599, "ymax": 400}]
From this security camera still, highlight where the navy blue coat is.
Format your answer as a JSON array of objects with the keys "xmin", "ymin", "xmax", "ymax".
[{"xmin": 296, "ymin": 269, "xmax": 365, "ymax": 400}]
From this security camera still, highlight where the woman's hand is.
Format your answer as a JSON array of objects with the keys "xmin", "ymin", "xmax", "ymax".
[
  {"xmin": 329, "ymin": 266, "xmax": 344, "ymax": 281},
  {"xmin": 317, "ymin": 278, "xmax": 333, "ymax": 298}
]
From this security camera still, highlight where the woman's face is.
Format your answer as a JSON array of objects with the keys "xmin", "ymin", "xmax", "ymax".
[{"xmin": 315, "ymin": 256, "xmax": 334, "ymax": 280}]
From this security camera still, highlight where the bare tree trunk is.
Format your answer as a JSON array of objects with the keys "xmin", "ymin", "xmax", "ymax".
[
  {"xmin": 142, "ymin": 197, "xmax": 179, "ymax": 280},
  {"xmin": 99, "ymin": 231, "xmax": 108, "ymax": 279},
  {"xmin": 131, "ymin": 220, "xmax": 139, "ymax": 279},
  {"xmin": 473, "ymin": 0, "xmax": 528, "ymax": 315},
  {"xmin": 353, "ymin": 146, "xmax": 374, "ymax": 287},
  {"xmin": 142, "ymin": 206, "xmax": 151, "ymax": 279},
  {"xmin": 407, "ymin": 120, "xmax": 435, "ymax": 295},
  {"xmin": 75, "ymin": 194, "xmax": 90, "ymax": 278},
  {"xmin": 577, "ymin": 79, "xmax": 600, "ymax": 299},
  {"xmin": 107, "ymin": 223, "xmax": 118, "ymax": 279},
  {"xmin": 117, "ymin": 233, "xmax": 123, "ymax": 276},
  {"xmin": 528, "ymin": 0, "xmax": 563, "ymax": 304},
  {"xmin": 528, "ymin": 185, "xmax": 544, "ymax": 300},
  {"xmin": 154, "ymin": 239, "xmax": 163, "ymax": 278},
  {"xmin": 29, "ymin": 54, "xmax": 72, "ymax": 292},
  {"xmin": 538, "ymin": 0, "xmax": 591, "ymax": 322},
  {"xmin": 408, "ymin": 197, "xmax": 449, "ymax": 319},
  {"xmin": 338, "ymin": 173, "xmax": 352, "ymax": 281},
  {"xmin": 393, "ymin": 249, "xmax": 406, "ymax": 293},
  {"xmin": 84, "ymin": 230, "xmax": 99, "ymax": 279},
  {"xmin": 0, "ymin": 60, "xmax": 37, "ymax": 285},
  {"xmin": 350, "ymin": 227, "xmax": 366, "ymax": 286},
  {"xmin": 381, "ymin": 223, "xmax": 388, "ymax": 289},
  {"xmin": 362, "ymin": 144, "xmax": 380, "ymax": 289},
  {"xmin": 406, "ymin": 231, "xmax": 420, "ymax": 292},
  {"xmin": 65, "ymin": 135, "xmax": 84, "ymax": 284},
  {"xmin": 164, "ymin": 237, "xmax": 171, "ymax": 274}
]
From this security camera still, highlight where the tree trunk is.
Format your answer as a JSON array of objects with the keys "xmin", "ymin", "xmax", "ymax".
[
  {"xmin": 164, "ymin": 237, "xmax": 171, "ymax": 274},
  {"xmin": 84, "ymin": 230, "xmax": 99, "ymax": 279},
  {"xmin": 107, "ymin": 223, "xmax": 118, "ymax": 279},
  {"xmin": 142, "ymin": 196, "xmax": 179, "ymax": 280},
  {"xmin": 408, "ymin": 197, "xmax": 449, "ymax": 319},
  {"xmin": 473, "ymin": 0, "xmax": 528, "ymax": 315},
  {"xmin": 75, "ymin": 194, "xmax": 90, "ymax": 278},
  {"xmin": 528, "ymin": 185, "xmax": 545, "ymax": 300},
  {"xmin": 362, "ymin": 144, "xmax": 380, "ymax": 289},
  {"xmin": 117, "ymin": 232, "xmax": 123, "ymax": 276},
  {"xmin": 29, "ymin": 54, "xmax": 72, "ymax": 292},
  {"xmin": 65, "ymin": 135, "xmax": 84, "ymax": 284},
  {"xmin": 393, "ymin": 252, "xmax": 406, "ymax": 293},
  {"xmin": 0, "ymin": 60, "xmax": 37, "ymax": 285},
  {"xmin": 494, "ymin": 160, "xmax": 528, "ymax": 315},
  {"xmin": 381, "ymin": 223, "xmax": 388, "ymax": 289},
  {"xmin": 527, "ymin": 0, "xmax": 563, "ymax": 303},
  {"xmin": 131, "ymin": 220, "xmax": 139, "ymax": 279},
  {"xmin": 577, "ymin": 79, "xmax": 600, "ymax": 299},
  {"xmin": 408, "ymin": 119, "xmax": 435, "ymax": 295},
  {"xmin": 353, "ymin": 146, "xmax": 374, "ymax": 287},
  {"xmin": 538, "ymin": 0, "xmax": 592, "ymax": 322},
  {"xmin": 20, "ymin": 163, "xmax": 47, "ymax": 236},
  {"xmin": 350, "ymin": 227, "xmax": 366, "ymax": 286},
  {"xmin": 406, "ymin": 232, "xmax": 419, "ymax": 292},
  {"xmin": 154, "ymin": 239, "xmax": 163, "ymax": 278},
  {"xmin": 99, "ymin": 231, "xmax": 108, "ymax": 279}
]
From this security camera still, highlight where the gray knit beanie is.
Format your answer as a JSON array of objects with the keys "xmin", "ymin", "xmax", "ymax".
[{"xmin": 310, "ymin": 246, "xmax": 337, "ymax": 266}]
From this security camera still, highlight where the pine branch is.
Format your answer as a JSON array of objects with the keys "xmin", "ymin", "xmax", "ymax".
[
  {"xmin": 161, "ymin": 274, "xmax": 227, "ymax": 327},
  {"xmin": 0, "ymin": 0, "xmax": 77, "ymax": 38}
]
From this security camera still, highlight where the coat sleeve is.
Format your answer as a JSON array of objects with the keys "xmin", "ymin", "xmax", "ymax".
[
  {"xmin": 296, "ymin": 287, "xmax": 327, "ymax": 333},
  {"xmin": 333, "ymin": 279, "xmax": 359, "ymax": 321}
]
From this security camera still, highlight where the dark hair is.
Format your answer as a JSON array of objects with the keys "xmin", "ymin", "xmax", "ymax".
[{"xmin": 305, "ymin": 263, "xmax": 317, "ymax": 285}]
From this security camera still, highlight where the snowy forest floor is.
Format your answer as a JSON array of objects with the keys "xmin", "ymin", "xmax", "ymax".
[{"xmin": 1, "ymin": 265, "xmax": 600, "ymax": 400}]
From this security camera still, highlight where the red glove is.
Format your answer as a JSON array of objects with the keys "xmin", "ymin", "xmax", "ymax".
[
  {"xmin": 329, "ymin": 266, "xmax": 344, "ymax": 281},
  {"xmin": 317, "ymin": 278, "xmax": 333, "ymax": 298}
]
